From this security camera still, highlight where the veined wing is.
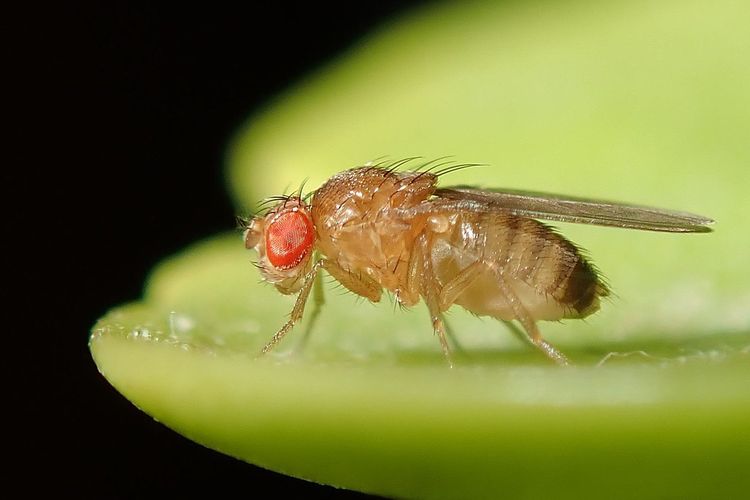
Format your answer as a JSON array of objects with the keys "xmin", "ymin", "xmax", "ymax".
[{"xmin": 433, "ymin": 187, "xmax": 714, "ymax": 233}]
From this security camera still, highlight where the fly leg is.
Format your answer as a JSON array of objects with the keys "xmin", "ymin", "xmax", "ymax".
[
  {"xmin": 441, "ymin": 316, "xmax": 462, "ymax": 353},
  {"xmin": 438, "ymin": 261, "xmax": 483, "ymax": 310},
  {"xmin": 260, "ymin": 260, "xmax": 324, "ymax": 355},
  {"xmin": 494, "ymin": 269, "xmax": 570, "ymax": 366},
  {"xmin": 321, "ymin": 260, "xmax": 383, "ymax": 303},
  {"xmin": 416, "ymin": 234, "xmax": 454, "ymax": 367},
  {"xmin": 437, "ymin": 261, "xmax": 484, "ymax": 353},
  {"xmin": 293, "ymin": 271, "xmax": 325, "ymax": 353}
]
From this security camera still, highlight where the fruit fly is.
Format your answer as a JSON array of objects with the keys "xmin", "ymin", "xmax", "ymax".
[{"xmin": 243, "ymin": 162, "xmax": 713, "ymax": 365}]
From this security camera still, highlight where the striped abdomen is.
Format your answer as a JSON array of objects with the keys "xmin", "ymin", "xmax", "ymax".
[{"xmin": 430, "ymin": 212, "xmax": 609, "ymax": 321}]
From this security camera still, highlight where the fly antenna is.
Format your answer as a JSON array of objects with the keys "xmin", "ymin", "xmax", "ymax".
[{"xmin": 235, "ymin": 215, "xmax": 251, "ymax": 230}]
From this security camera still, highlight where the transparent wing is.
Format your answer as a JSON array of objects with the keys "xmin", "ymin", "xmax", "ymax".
[{"xmin": 433, "ymin": 186, "xmax": 714, "ymax": 233}]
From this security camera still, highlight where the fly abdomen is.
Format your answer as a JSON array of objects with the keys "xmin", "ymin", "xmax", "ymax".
[
  {"xmin": 501, "ymin": 217, "xmax": 608, "ymax": 318},
  {"xmin": 555, "ymin": 257, "xmax": 607, "ymax": 316}
]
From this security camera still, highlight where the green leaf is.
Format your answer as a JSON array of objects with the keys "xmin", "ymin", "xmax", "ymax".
[{"xmin": 91, "ymin": 1, "xmax": 750, "ymax": 498}]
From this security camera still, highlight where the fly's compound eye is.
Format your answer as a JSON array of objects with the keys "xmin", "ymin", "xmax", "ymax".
[{"xmin": 265, "ymin": 209, "xmax": 315, "ymax": 269}]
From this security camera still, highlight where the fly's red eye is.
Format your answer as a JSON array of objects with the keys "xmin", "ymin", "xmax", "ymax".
[{"xmin": 266, "ymin": 210, "xmax": 314, "ymax": 269}]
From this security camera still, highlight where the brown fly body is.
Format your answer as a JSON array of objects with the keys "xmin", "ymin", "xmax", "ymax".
[{"xmin": 244, "ymin": 163, "xmax": 713, "ymax": 365}]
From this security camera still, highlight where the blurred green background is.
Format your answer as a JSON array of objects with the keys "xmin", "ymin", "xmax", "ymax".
[{"xmin": 92, "ymin": 1, "xmax": 750, "ymax": 498}]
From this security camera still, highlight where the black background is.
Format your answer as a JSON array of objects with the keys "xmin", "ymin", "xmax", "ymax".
[{"xmin": 11, "ymin": 3, "xmax": 428, "ymax": 498}]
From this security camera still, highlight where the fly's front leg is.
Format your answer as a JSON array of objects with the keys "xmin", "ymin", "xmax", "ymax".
[
  {"xmin": 493, "ymin": 269, "xmax": 570, "ymax": 366},
  {"xmin": 321, "ymin": 259, "xmax": 383, "ymax": 303},
  {"xmin": 260, "ymin": 260, "xmax": 325, "ymax": 355},
  {"xmin": 401, "ymin": 238, "xmax": 422, "ymax": 307},
  {"xmin": 293, "ymin": 270, "xmax": 325, "ymax": 353}
]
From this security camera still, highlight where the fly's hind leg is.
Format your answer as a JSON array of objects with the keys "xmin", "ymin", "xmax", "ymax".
[{"xmin": 494, "ymin": 270, "xmax": 570, "ymax": 366}]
